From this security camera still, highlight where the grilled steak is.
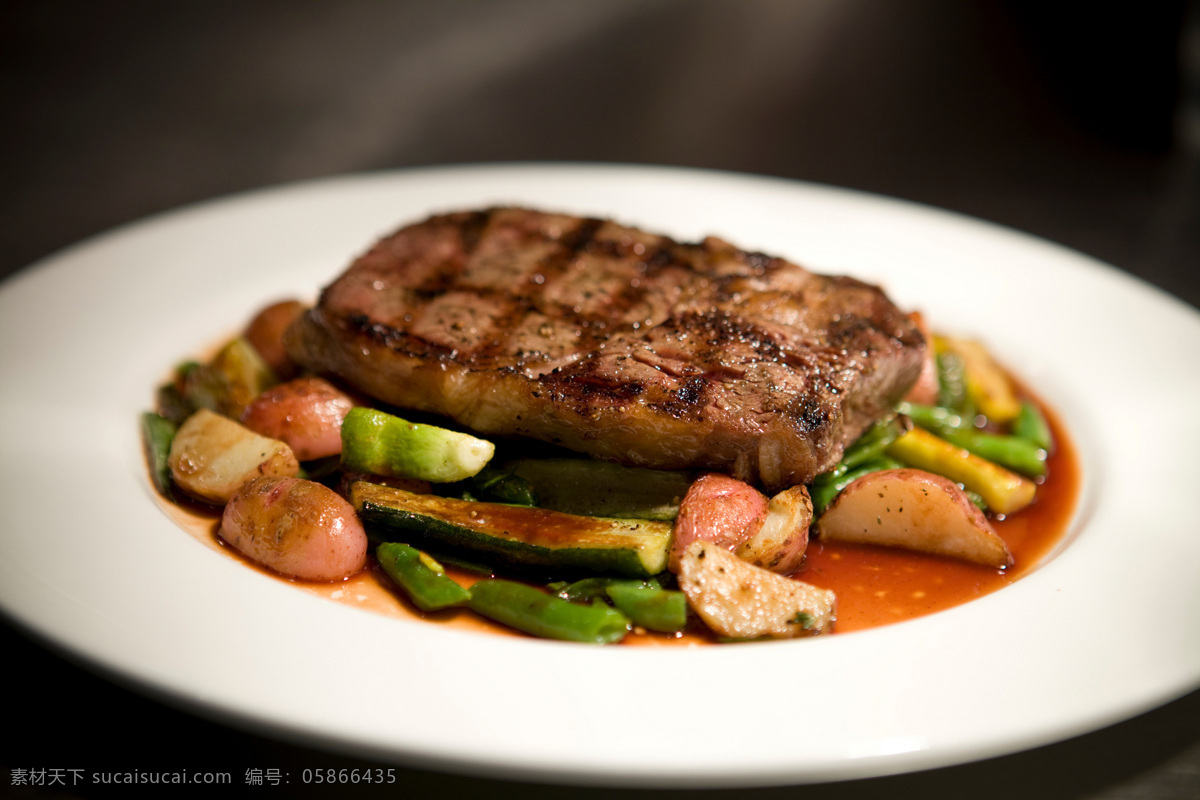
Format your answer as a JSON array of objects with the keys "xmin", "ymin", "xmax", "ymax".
[{"xmin": 285, "ymin": 207, "xmax": 925, "ymax": 490}]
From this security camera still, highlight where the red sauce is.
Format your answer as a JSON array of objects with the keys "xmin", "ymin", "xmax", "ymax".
[
  {"xmin": 156, "ymin": 396, "xmax": 1080, "ymax": 644},
  {"xmin": 796, "ymin": 396, "xmax": 1080, "ymax": 633}
]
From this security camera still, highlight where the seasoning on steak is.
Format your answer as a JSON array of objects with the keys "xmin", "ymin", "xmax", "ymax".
[{"xmin": 284, "ymin": 207, "xmax": 925, "ymax": 490}]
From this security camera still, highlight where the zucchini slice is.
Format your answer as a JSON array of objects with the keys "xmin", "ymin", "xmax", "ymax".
[
  {"xmin": 350, "ymin": 481, "xmax": 671, "ymax": 578},
  {"xmin": 505, "ymin": 458, "xmax": 692, "ymax": 520}
]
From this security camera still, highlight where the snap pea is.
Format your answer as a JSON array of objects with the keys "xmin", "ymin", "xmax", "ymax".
[
  {"xmin": 467, "ymin": 579, "xmax": 629, "ymax": 644},
  {"xmin": 376, "ymin": 542, "xmax": 471, "ymax": 612}
]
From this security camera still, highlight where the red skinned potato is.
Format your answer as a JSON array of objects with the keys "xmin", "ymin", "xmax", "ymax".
[
  {"xmin": 735, "ymin": 485, "xmax": 813, "ymax": 574},
  {"xmin": 816, "ymin": 468, "xmax": 1013, "ymax": 568},
  {"xmin": 669, "ymin": 473, "xmax": 768, "ymax": 572},
  {"xmin": 221, "ymin": 476, "xmax": 368, "ymax": 581},
  {"xmin": 168, "ymin": 409, "xmax": 299, "ymax": 504},
  {"xmin": 678, "ymin": 541, "xmax": 835, "ymax": 639},
  {"xmin": 240, "ymin": 376, "xmax": 356, "ymax": 461},
  {"xmin": 244, "ymin": 299, "xmax": 307, "ymax": 380}
]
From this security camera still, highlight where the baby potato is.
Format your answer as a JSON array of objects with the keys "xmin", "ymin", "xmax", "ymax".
[
  {"xmin": 244, "ymin": 299, "xmax": 307, "ymax": 380},
  {"xmin": 168, "ymin": 409, "xmax": 299, "ymax": 504},
  {"xmin": 735, "ymin": 484, "xmax": 813, "ymax": 574},
  {"xmin": 816, "ymin": 468, "xmax": 1013, "ymax": 568},
  {"xmin": 669, "ymin": 473, "xmax": 768, "ymax": 572},
  {"xmin": 678, "ymin": 541, "xmax": 836, "ymax": 639},
  {"xmin": 240, "ymin": 376, "xmax": 356, "ymax": 461},
  {"xmin": 221, "ymin": 476, "xmax": 368, "ymax": 581}
]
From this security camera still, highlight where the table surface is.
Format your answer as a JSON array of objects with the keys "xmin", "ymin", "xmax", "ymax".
[{"xmin": 3, "ymin": 3, "xmax": 1198, "ymax": 798}]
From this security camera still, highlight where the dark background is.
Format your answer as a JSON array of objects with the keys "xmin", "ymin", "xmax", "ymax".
[{"xmin": 2, "ymin": 2, "xmax": 1199, "ymax": 798}]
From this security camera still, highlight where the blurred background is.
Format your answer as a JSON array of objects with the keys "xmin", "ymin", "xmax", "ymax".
[
  {"xmin": 3, "ymin": 1, "xmax": 1199, "ymax": 798},
  {"xmin": 2, "ymin": 0, "xmax": 1198, "ymax": 307}
]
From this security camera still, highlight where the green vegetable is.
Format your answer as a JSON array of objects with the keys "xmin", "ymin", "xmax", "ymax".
[
  {"xmin": 154, "ymin": 381, "xmax": 193, "ymax": 426},
  {"xmin": 506, "ymin": 458, "xmax": 693, "ymax": 520},
  {"xmin": 898, "ymin": 402, "xmax": 1046, "ymax": 478},
  {"xmin": 351, "ymin": 481, "xmax": 673, "ymax": 578},
  {"xmin": 465, "ymin": 466, "xmax": 537, "ymax": 506},
  {"xmin": 551, "ymin": 576, "xmax": 623, "ymax": 602},
  {"xmin": 467, "ymin": 579, "xmax": 629, "ymax": 644},
  {"xmin": 1013, "ymin": 401, "xmax": 1054, "ymax": 452},
  {"xmin": 178, "ymin": 339, "xmax": 276, "ymax": 419},
  {"xmin": 604, "ymin": 581, "xmax": 688, "ymax": 633},
  {"xmin": 885, "ymin": 427, "xmax": 1035, "ymax": 514},
  {"xmin": 375, "ymin": 542, "xmax": 471, "ymax": 612},
  {"xmin": 140, "ymin": 412, "xmax": 178, "ymax": 498},
  {"xmin": 341, "ymin": 407, "xmax": 495, "ymax": 483},
  {"xmin": 839, "ymin": 415, "xmax": 910, "ymax": 471},
  {"xmin": 935, "ymin": 349, "xmax": 970, "ymax": 412},
  {"xmin": 895, "ymin": 401, "xmax": 972, "ymax": 433}
]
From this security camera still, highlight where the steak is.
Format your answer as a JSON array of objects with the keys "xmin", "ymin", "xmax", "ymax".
[{"xmin": 284, "ymin": 207, "xmax": 925, "ymax": 490}]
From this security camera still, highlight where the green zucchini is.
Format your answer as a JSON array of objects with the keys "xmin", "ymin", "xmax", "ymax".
[
  {"xmin": 350, "ymin": 481, "xmax": 671, "ymax": 578},
  {"xmin": 505, "ymin": 458, "xmax": 693, "ymax": 520}
]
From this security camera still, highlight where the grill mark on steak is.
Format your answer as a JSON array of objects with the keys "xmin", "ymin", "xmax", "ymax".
[{"xmin": 285, "ymin": 207, "xmax": 925, "ymax": 489}]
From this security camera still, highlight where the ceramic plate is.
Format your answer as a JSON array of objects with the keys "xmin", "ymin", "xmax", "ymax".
[{"xmin": 2, "ymin": 164, "xmax": 1198, "ymax": 787}]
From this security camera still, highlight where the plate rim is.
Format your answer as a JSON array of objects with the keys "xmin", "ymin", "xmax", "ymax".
[{"xmin": 2, "ymin": 162, "xmax": 1199, "ymax": 788}]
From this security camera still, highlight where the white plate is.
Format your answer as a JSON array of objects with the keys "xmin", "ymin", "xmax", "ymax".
[{"xmin": 2, "ymin": 164, "xmax": 1198, "ymax": 788}]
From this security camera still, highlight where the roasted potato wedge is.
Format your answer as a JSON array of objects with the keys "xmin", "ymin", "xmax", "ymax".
[
  {"xmin": 816, "ymin": 468, "xmax": 1013, "ymax": 568},
  {"xmin": 677, "ymin": 541, "xmax": 836, "ymax": 639},
  {"xmin": 735, "ymin": 484, "xmax": 813, "ymax": 574},
  {"xmin": 168, "ymin": 408, "xmax": 299, "ymax": 504}
]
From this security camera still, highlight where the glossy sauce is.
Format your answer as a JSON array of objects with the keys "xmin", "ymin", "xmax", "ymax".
[{"xmin": 156, "ymin": 397, "xmax": 1080, "ymax": 644}]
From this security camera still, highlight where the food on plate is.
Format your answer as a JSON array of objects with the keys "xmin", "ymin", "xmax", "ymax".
[
  {"xmin": 340, "ymin": 407, "xmax": 495, "ymax": 483},
  {"xmin": 816, "ymin": 468, "xmax": 1013, "ymax": 568},
  {"xmin": 350, "ymin": 480, "xmax": 673, "ymax": 578},
  {"xmin": 168, "ymin": 408, "xmax": 300, "ymax": 504},
  {"xmin": 239, "ymin": 376, "xmax": 356, "ymax": 461},
  {"xmin": 677, "ymin": 541, "xmax": 836, "ymax": 639},
  {"xmin": 222, "ymin": 476, "xmax": 368, "ymax": 581},
  {"xmin": 668, "ymin": 474, "xmax": 813, "ymax": 575},
  {"xmin": 143, "ymin": 206, "xmax": 1073, "ymax": 644},
  {"xmin": 243, "ymin": 299, "xmax": 307, "ymax": 379},
  {"xmin": 283, "ymin": 207, "xmax": 925, "ymax": 491}
]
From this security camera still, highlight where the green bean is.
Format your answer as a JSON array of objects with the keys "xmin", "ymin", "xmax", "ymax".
[
  {"xmin": 840, "ymin": 415, "xmax": 907, "ymax": 470},
  {"xmin": 1013, "ymin": 401, "xmax": 1054, "ymax": 452},
  {"xmin": 812, "ymin": 416, "xmax": 908, "ymax": 487},
  {"xmin": 605, "ymin": 582, "xmax": 688, "ymax": 633},
  {"xmin": 140, "ymin": 412, "xmax": 178, "ymax": 498},
  {"xmin": 936, "ymin": 350, "xmax": 970, "ymax": 411},
  {"xmin": 551, "ymin": 576, "xmax": 627, "ymax": 602},
  {"xmin": 895, "ymin": 401, "xmax": 971, "ymax": 433},
  {"xmin": 376, "ymin": 542, "xmax": 471, "ymax": 612},
  {"xmin": 938, "ymin": 428, "xmax": 1047, "ymax": 478},
  {"xmin": 897, "ymin": 402, "xmax": 1046, "ymax": 478},
  {"xmin": 467, "ymin": 579, "xmax": 629, "ymax": 644},
  {"xmin": 811, "ymin": 456, "xmax": 904, "ymax": 514}
]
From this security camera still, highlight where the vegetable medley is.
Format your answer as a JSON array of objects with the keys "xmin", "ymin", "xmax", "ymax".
[{"xmin": 143, "ymin": 300, "xmax": 1055, "ymax": 644}]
